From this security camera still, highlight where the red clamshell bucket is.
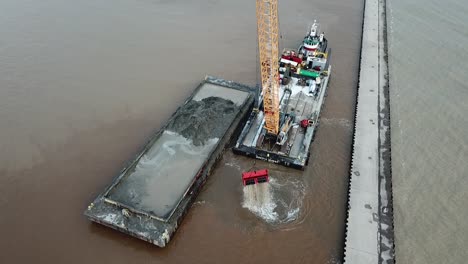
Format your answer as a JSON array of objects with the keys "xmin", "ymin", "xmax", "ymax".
[{"xmin": 242, "ymin": 169, "xmax": 269, "ymax": 186}]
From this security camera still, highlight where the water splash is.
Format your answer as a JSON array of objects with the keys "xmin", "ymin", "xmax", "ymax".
[
  {"xmin": 242, "ymin": 182, "xmax": 278, "ymax": 223},
  {"xmin": 242, "ymin": 177, "xmax": 306, "ymax": 226}
]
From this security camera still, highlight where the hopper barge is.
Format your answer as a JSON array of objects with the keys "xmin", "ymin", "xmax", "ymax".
[{"xmin": 84, "ymin": 77, "xmax": 255, "ymax": 247}]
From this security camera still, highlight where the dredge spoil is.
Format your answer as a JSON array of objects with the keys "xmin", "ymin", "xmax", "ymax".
[{"xmin": 167, "ymin": 97, "xmax": 238, "ymax": 146}]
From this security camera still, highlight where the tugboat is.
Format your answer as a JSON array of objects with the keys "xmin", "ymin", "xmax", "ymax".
[{"xmin": 301, "ymin": 20, "xmax": 326, "ymax": 53}]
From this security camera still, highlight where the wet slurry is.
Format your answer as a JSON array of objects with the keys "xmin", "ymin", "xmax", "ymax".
[{"xmin": 0, "ymin": 0, "xmax": 363, "ymax": 263}]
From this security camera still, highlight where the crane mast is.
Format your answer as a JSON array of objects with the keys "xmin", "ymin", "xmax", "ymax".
[
  {"xmin": 234, "ymin": 3, "xmax": 331, "ymax": 169},
  {"xmin": 256, "ymin": 0, "xmax": 280, "ymax": 135}
]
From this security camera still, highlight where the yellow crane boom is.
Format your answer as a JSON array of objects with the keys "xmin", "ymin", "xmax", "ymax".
[{"xmin": 256, "ymin": 0, "xmax": 280, "ymax": 135}]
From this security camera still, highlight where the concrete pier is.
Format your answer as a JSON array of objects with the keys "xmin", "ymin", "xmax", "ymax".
[{"xmin": 344, "ymin": 0, "xmax": 394, "ymax": 263}]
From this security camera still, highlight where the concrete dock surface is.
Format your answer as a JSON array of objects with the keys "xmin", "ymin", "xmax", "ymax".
[{"xmin": 344, "ymin": 0, "xmax": 394, "ymax": 263}]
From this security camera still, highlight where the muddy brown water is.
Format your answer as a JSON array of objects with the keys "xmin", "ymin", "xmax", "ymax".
[
  {"xmin": 388, "ymin": 0, "xmax": 468, "ymax": 263},
  {"xmin": 0, "ymin": 0, "xmax": 363, "ymax": 263}
]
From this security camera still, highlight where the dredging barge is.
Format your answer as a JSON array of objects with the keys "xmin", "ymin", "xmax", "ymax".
[
  {"xmin": 233, "ymin": 20, "xmax": 331, "ymax": 170},
  {"xmin": 84, "ymin": 77, "xmax": 255, "ymax": 247}
]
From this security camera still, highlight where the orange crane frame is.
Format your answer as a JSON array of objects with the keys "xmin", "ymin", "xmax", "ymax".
[{"xmin": 256, "ymin": 0, "xmax": 280, "ymax": 135}]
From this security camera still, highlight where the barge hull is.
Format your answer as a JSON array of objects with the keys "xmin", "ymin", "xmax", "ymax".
[{"xmin": 84, "ymin": 76, "xmax": 254, "ymax": 247}]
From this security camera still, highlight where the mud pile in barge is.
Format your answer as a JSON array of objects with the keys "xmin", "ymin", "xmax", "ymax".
[{"xmin": 84, "ymin": 76, "xmax": 254, "ymax": 247}]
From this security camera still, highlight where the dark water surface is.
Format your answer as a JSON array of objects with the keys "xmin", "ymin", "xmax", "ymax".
[{"xmin": 0, "ymin": 0, "xmax": 363, "ymax": 263}]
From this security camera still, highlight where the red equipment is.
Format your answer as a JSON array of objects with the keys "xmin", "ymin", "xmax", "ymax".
[
  {"xmin": 281, "ymin": 50, "xmax": 303, "ymax": 64},
  {"xmin": 300, "ymin": 119, "xmax": 314, "ymax": 128},
  {"xmin": 242, "ymin": 169, "xmax": 269, "ymax": 186},
  {"xmin": 281, "ymin": 54, "xmax": 303, "ymax": 64}
]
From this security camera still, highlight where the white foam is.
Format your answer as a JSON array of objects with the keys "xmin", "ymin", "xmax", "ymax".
[
  {"xmin": 242, "ymin": 183, "xmax": 278, "ymax": 223},
  {"xmin": 242, "ymin": 176, "xmax": 307, "ymax": 226},
  {"xmin": 285, "ymin": 208, "xmax": 300, "ymax": 222}
]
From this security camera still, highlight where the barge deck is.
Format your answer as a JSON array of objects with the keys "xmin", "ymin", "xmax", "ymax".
[
  {"xmin": 233, "ymin": 70, "xmax": 330, "ymax": 169},
  {"xmin": 233, "ymin": 21, "xmax": 332, "ymax": 170}
]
